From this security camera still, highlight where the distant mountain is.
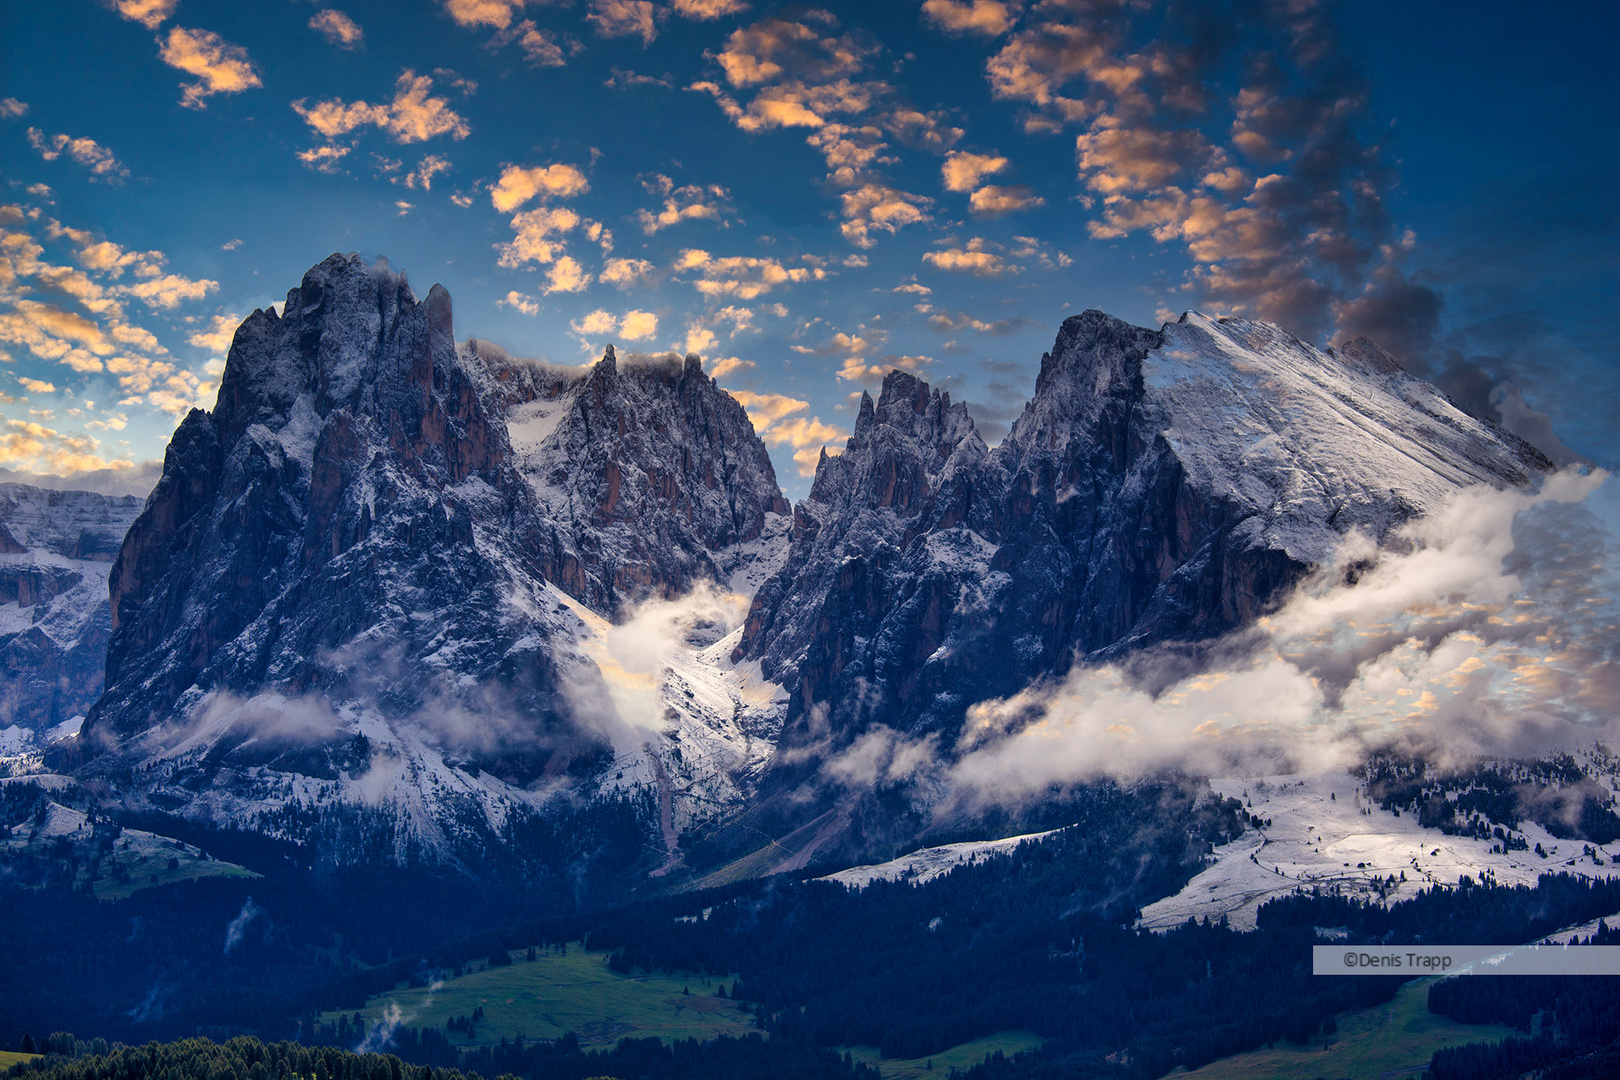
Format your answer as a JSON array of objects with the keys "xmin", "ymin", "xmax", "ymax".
[
  {"xmin": 0, "ymin": 484, "xmax": 144, "ymax": 751},
  {"xmin": 34, "ymin": 255, "xmax": 1553, "ymax": 877}
]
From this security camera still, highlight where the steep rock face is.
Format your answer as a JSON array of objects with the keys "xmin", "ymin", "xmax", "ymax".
[
  {"xmin": 489, "ymin": 344, "xmax": 788, "ymax": 610},
  {"xmin": 739, "ymin": 371, "xmax": 1005, "ymax": 748},
  {"xmin": 0, "ymin": 485, "xmax": 144, "ymax": 741},
  {"xmin": 741, "ymin": 309, "xmax": 1553, "ymax": 757},
  {"xmin": 79, "ymin": 254, "xmax": 788, "ymax": 862}
]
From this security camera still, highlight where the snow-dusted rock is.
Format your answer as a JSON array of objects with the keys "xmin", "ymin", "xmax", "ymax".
[
  {"xmin": 0, "ymin": 484, "xmax": 143, "ymax": 740},
  {"xmin": 75, "ymin": 254, "xmax": 789, "ymax": 865},
  {"xmin": 739, "ymin": 310, "xmax": 1552, "ymax": 758}
]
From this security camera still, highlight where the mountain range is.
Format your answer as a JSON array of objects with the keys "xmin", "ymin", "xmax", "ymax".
[{"xmin": 12, "ymin": 252, "xmax": 1554, "ymax": 880}]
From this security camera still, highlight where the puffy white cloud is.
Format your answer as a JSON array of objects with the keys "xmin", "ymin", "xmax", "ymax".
[
  {"xmin": 310, "ymin": 9, "xmax": 364, "ymax": 49},
  {"xmin": 941, "ymin": 149, "xmax": 1007, "ymax": 193},
  {"xmin": 490, "ymin": 162, "xmax": 589, "ymax": 212},
  {"xmin": 619, "ymin": 309, "xmax": 658, "ymax": 340},
  {"xmin": 543, "ymin": 256, "xmax": 589, "ymax": 294},
  {"xmin": 952, "ymin": 474, "xmax": 1620, "ymax": 794},
  {"xmin": 923, "ymin": 237, "xmax": 1021, "ymax": 276},
  {"xmin": 122, "ymin": 273, "xmax": 218, "ymax": 310},
  {"xmin": 706, "ymin": 356, "xmax": 754, "ymax": 380},
  {"xmin": 159, "ymin": 26, "xmax": 263, "ymax": 110},
  {"xmin": 495, "ymin": 206, "xmax": 582, "ymax": 268},
  {"xmin": 599, "ymin": 257, "xmax": 656, "ymax": 290},
  {"xmin": 293, "ymin": 70, "xmax": 470, "ymax": 145},
  {"xmin": 17, "ymin": 376, "xmax": 56, "ymax": 394}
]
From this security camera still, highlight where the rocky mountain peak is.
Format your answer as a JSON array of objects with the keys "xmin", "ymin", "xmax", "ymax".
[{"xmin": 82, "ymin": 254, "xmax": 788, "ymax": 833}]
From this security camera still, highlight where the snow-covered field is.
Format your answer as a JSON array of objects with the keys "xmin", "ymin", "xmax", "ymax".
[
  {"xmin": 1139, "ymin": 769, "xmax": 1620, "ymax": 932},
  {"xmin": 820, "ymin": 829, "xmax": 1062, "ymax": 889}
]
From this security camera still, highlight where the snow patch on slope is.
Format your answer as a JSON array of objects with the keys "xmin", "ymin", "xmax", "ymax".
[
  {"xmin": 820, "ymin": 828, "xmax": 1062, "ymax": 889},
  {"xmin": 1139, "ymin": 767, "xmax": 1620, "ymax": 932}
]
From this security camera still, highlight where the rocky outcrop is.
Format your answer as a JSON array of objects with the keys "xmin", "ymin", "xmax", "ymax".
[
  {"xmin": 77, "ymin": 254, "xmax": 788, "ymax": 862},
  {"xmin": 738, "ymin": 309, "xmax": 1554, "ymax": 759},
  {"xmin": 0, "ymin": 484, "xmax": 144, "ymax": 738}
]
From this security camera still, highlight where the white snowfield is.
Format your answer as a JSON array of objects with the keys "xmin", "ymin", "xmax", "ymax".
[
  {"xmin": 819, "ymin": 829, "xmax": 1062, "ymax": 889},
  {"xmin": 1139, "ymin": 766, "xmax": 1620, "ymax": 933}
]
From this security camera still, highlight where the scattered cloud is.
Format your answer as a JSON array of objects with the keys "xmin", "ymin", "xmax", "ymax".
[
  {"xmin": 185, "ymin": 314, "xmax": 240, "ymax": 355},
  {"xmin": 490, "ymin": 162, "xmax": 589, "ymax": 212},
  {"xmin": 839, "ymin": 183, "xmax": 931, "ymax": 248},
  {"xmin": 105, "ymin": 0, "xmax": 176, "ymax": 30},
  {"xmin": 672, "ymin": 0, "xmax": 749, "ymax": 18},
  {"xmin": 969, "ymin": 183, "xmax": 1043, "ymax": 216},
  {"xmin": 544, "ymin": 256, "xmax": 589, "ymax": 294},
  {"xmin": 941, "ymin": 149, "xmax": 1007, "ymax": 192},
  {"xmin": 310, "ymin": 9, "xmax": 364, "ymax": 49},
  {"xmin": 0, "ymin": 99, "xmax": 28, "ymax": 119},
  {"xmin": 442, "ymin": 0, "xmax": 529, "ymax": 30},
  {"xmin": 923, "ymin": 238, "xmax": 1016, "ymax": 276},
  {"xmin": 496, "ymin": 206, "xmax": 582, "ymax": 268},
  {"xmin": 921, "ymin": 0, "xmax": 1019, "ymax": 38},
  {"xmin": 586, "ymin": 0, "xmax": 661, "ymax": 46},
  {"xmin": 605, "ymin": 67, "xmax": 672, "ymax": 89},
  {"xmin": 731, "ymin": 389, "xmax": 845, "ymax": 475},
  {"xmin": 923, "ymin": 307, "xmax": 1029, "ymax": 335},
  {"xmin": 296, "ymin": 145, "xmax": 351, "ymax": 173},
  {"xmin": 672, "ymin": 249, "xmax": 826, "ymax": 299},
  {"xmin": 501, "ymin": 290, "xmax": 541, "ymax": 316},
  {"xmin": 220, "ymin": 238, "xmax": 242, "ymax": 251},
  {"xmin": 159, "ymin": 26, "xmax": 263, "ymax": 109},
  {"xmin": 599, "ymin": 257, "xmax": 656, "ymax": 290},
  {"xmin": 636, "ymin": 174, "xmax": 731, "ymax": 233},
  {"xmin": 402, "ymin": 154, "xmax": 452, "ymax": 190},
  {"xmin": 706, "ymin": 356, "xmax": 754, "ymax": 380},
  {"xmin": 18, "ymin": 377, "xmax": 56, "ymax": 394},
  {"xmin": 25, "ymin": 128, "xmax": 129, "ymax": 180},
  {"xmin": 293, "ymin": 70, "xmax": 470, "ymax": 145}
]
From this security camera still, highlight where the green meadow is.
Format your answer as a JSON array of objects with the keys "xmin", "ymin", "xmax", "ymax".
[
  {"xmin": 842, "ymin": 1032, "xmax": 1046, "ymax": 1080},
  {"xmin": 323, "ymin": 943, "xmax": 755, "ymax": 1050},
  {"xmin": 1179, "ymin": 977, "xmax": 1522, "ymax": 1079}
]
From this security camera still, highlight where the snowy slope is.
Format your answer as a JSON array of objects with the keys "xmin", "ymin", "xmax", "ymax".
[
  {"xmin": 1139, "ymin": 763, "xmax": 1620, "ymax": 932},
  {"xmin": 819, "ymin": 828, "xmax": 1061, "ymax": 889}
]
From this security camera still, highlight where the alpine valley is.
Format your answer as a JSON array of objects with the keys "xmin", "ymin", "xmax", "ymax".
[{"xmin": 8, "ymin": 255, "xmax": 1620, "ymax": 1077}]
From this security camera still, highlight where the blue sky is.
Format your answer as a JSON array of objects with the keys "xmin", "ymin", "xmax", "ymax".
[{"xmin": 1, "ymin": 0, "xmax": 1615, "ymax": 498}]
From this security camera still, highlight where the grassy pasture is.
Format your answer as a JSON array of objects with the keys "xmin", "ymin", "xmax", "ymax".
[
  {"xmin": 841, "ymin": 1032, "xmax": 1046, "ymax": 1080},
  {"xmin": 323, "ymin": 943, "xmax": 755, "ymax": 1050},
  {"xmin": 1178, "ymin": 977, "xmax": 1522, "ymax": 1079}
]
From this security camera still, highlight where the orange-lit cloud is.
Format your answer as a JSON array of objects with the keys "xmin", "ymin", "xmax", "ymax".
[
  {"xmin": 293, "ymin": 70, "xmax": 470, "ymax": 144},
  {"xmin": 310, "ymin": 10, "xmax": 364, "ymax": 49},
  {"xmin": 159, "ymin": 26, "xmax": 263, "ymax": 110}
]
